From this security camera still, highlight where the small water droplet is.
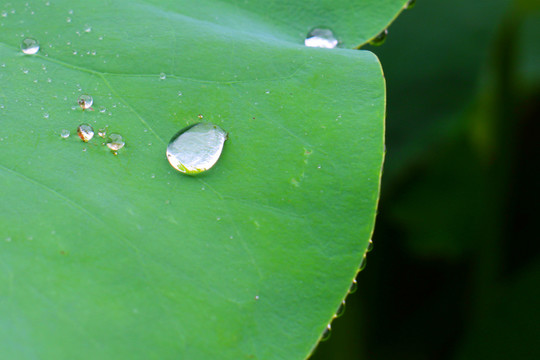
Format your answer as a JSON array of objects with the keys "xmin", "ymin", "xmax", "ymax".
[
  {"xmin": 255, "ymin": 295, "xmax": 260, "ymax": 300},
  {"xmin": 60, "ymin": 129, "xmax": 70, "ymax": 138},
  {"xmin": 5, "ymin": 237, "xmax": 11, "ymax": 242},
  {"xmin": 45, "ymin": 1, "xmax": 50, "ymax": 6},
  {"xmin": 1, "ymin": 11, "xmax": 7, "ymax": 17},
  {"xmin": 404, "ymin": 0, "xmax": 416, "ymax": 9},
  {"xmin": 197, "ymin": 114, "xmax": 203, "ymax": 119},
  {"xmin": 66, "ymin": 17, "xmax": 71, "ymax": 23},
  {"xmin": 106, "ymin": 133, "xmax": 125, "ymax": 151},
  {"xmin": 84, "ymin": 25, "xmax": 92, "ymax": 33},
  {"xmin": 305, "ymin": 28, "xmax": 338, "ymax": 49},
  {"xmin": 265, "ymin": 90, "xmax": 270, "ymax": 94},
  {"xmin": 369, "ymin": 29, "xmax": 388, "ymax": 46},
  {"xmin": 367, "ymin": 239, "xmax": 374, "ymax": 252},
  {"xmin": 321, "ymin": 324, "xmax": 332, "ymax": 341},
  {"xmin": 349, "ymin": 278, "xmax": 357, "ymax": 294},
  {"xmin": 159, "ymin": 72, "xmax": 166, "ymax": 80},
  {"xmin": 98, "ymin": 128, "xmax": 107, "ymax": 138},
  {"xmin": 335, "ymin": 300, "xmax": 346, "ymax": 318},
  {"xmin": 98, "ymin": 36, "xmax": 103, "ymax": 40},
  {"xmin": 359, "ymin": 254, "xmax": 367, "ymax": 271},
  {"xmin": 77, "ymin": 124, "xmax": 94, "ymax": 142},
  {"xmin": 43, "ymin": 112, "xmax": 49, "ymax": 119},
  {"xmin": 78, "ymin": 94, "xmax": 93, "ymax": 109},
  {"xmin": 21, "ymin": 38, "xmax": 39, "ymax": 55},
  {"xmin": 177, "ymin": 91, "xmax": 182, "ymax": 96},
  {"xmin": 98, "ymin": 106, "xmax": 106, "ymax": 113},
  {"xmin": 166, "ymin": 123, "xmax": 228, "ymax": 175}
]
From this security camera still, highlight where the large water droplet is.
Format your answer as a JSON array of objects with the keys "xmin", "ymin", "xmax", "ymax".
[
  {"xmin": 305, "ymin": 28, "xmax": 338, "ymax": 49},
  {"xmin": 369, "ymin": 29, "xmax": 388, "ymax": 46},
  {"xmin": 78, "ymin": 94, "xmax": 93, "ymax": 110},
  {"xmin": 21, "ymin": 38, "xmax": 39, "ymax": 55},
  {"xmin": 404, "ymin": 0, "xmax": 416, "ymax": 9},
  {"xmin": 166, "ymin": 123, "xmax": 228, "ymax": 175},
  {"xmin": 106, "ymin": 133, "xmax": 125, "ymax": 151},
  {"xmin": 77, "ymin": 124, "xmax": 94, "ymax": 142}
]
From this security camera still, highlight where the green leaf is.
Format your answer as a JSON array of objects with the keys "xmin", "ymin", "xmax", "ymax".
[{"xmin": 0, "ymin": 1, "xmax": 396, "ymax": 358}]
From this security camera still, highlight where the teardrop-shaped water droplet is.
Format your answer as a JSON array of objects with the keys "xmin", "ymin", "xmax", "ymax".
[
  {"xmin": 305, "ymin": 28, "xmax": 338, "ymax": 49},
  {"xmin": 404, "ymin": 0, "xmax": 416, "ymax": 9},
  {"xmin": 106, "ymin": 133, "xmax": 125, "ymax": 151},
  {"xmin": 77, "ymin": 124, "xmax": 94, "ymax": 142},
  {"xmin": 166, "ymin": 123, "xmax": 228, "ymax": 175},
  {"xmin": 78, "ymin": 94, "xmax": 93, "ymax": 109},
  {"xmin": 60, "ymin": 129, "xmax": 70, "ymax": 139},
  {"xmin": 21, "ymin": 38, "xmax": 39, "ymax": 55},
  {"xmin": 369, "ymin": 29, "xmax": 388, "ymax": 46},
  {"xmin": 321, "ymin": 324, "xmax": 332, "ymax": 341}
]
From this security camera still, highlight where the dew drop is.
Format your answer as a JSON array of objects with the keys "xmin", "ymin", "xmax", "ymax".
[
  {"xmin": 77, "ymin": 124, "xmax": 94, "ymax": 142},
  {"xmin": 84, "ymin": 25, "xmax": 92, "ymax": 33},
  {"xmin": 369, "ymin": 29, "xmax": 388, "ymax": 46},
  {"xmin": 305, "ymin": 28, "xmax": 338, "ymax": 49},
  {"xmin": 98, "ymin": 128, "xmax": 107, "ymax": 138},
  {"xmin": 159, "ymin": 72, "xmax": 166, "ymax": 80},
  {"xmin": 1, "ymin": 11, "xmax": 7, "ymax": 17},
  {"xmin": 78, "ymin": 94, "xmax": 93, "ymax": 109},
  {"xmin": 404, "ymin": 0, "xmax": 416, "ymax": 9},
  {"xmin": 166, "ymin": 123, "xmax": 228, "ymax": 175},
  {"xmin": 43, "ymin": 112, "xmax": 49, "ymax": 119},
  {"xmin": 198, "ymin": 114, "xmax": 204, "ymax": 119},
  {"xmin": 106, "ymin": 133, "xmax": 125, "ymax": 151},
  {"xmin": 21, "ymin": 38, "xmax": 39, "ymax": 55},
  {"xmin": 321, "ymin": 324, "xmax": 332, "ymax": 341},
  {"xmin": 66, "ymin": 17, "xmax": 71, "ymax": 23},
  {"xmin": 60, "ymin": 129, "xmax": 70, "ymax": 138}
]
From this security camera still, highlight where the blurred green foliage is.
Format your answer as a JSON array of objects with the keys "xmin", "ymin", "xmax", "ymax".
[{"xmin": 312, "ymin": 0, "xmax": 540, "ymax": 359}]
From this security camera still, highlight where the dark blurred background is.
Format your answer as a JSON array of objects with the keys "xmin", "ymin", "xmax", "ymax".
[{"xmin": 312, "ymin": 0, "xmax": 540, "ymax": 359}]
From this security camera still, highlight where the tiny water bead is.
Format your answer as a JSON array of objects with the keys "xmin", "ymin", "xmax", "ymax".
[
  {"xmin": 98, "ymin": 128, "xmax": 107, "ymax": 138},
  {"xmin": 305, "ymin": 28, "xmax": 338, "ymax": 49},
  {"xmin": 349, "ymin": 278, "xmax": 358, "ymax": 294},
  {"xmin": 369, "ymin": 29, "xmax": 388, "ymax": 46},
  {"xmin": 404, "ymin": 0, "xmax": 416, "ymax": 9},
  {"xmin": 77, "ymin": 124, "xmax": 94, "ymax": 142},
  {"xmin": 321, "ymin": 324, "xmax": 332, "ymax": 341},
  {"xmin": 159, "ymin": 72, "xmax": 166, "ymax": 80},
  {"xmin": 78, "ymin": 94, "xmax": 93, "ymax": 109},
  {"xmin": 106, "ymin": 133, "xmax": 125, "ymax": 151},
  {"xmin": 166, "ymin": 123, "xmax": 228, "ymax": 175},
  {"xmin": 335, "ymin": 300, "xmax": 346, "ymax": 318},
  {"xmin": 367, "ymin": 239, "xmax": 374, "ymax": 252},
  {"xmin": 60, "ymin": 129, "xmax": 70, "ymax": 139},
  {"xmin": 21, "ymin": 38, "xmax": 39, "ymax": 55}
]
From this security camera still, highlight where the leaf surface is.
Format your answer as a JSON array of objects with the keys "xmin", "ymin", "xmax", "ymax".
[{"xmin": 0, "ymin": 1, "xmax": 400, "ymax": 358}]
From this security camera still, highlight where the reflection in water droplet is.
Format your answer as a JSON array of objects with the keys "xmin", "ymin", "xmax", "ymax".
[
  {"xmin": 159, "ymin": 72, "xmax": 166, "ymax": 80},
  {"xmin": 369, "ymin": 29, "xmax": 388, "ymax": 46},
  {"xmin": 98, "ymin": 128, "xmax": 107, "ymax": 138},
  {"xmin": 78, "ymin": 94, "xmax": 93, "ymax": 109},
  {"xmin": 367, "ymin": 239, "xmax": 374, "ymax": 252},
  {"xmin": 60, "ymin": 129, "xmax": 70, "ymax": 139},
  {"xmin": 106, "ymin": 133, "xmax": 125, "ymax": 151},
  {"xmin": 21, "ymin": 38, "xmax": 39, "ymax": 55},
  {"xmin": 404, "ymin": 0, "xmax": 416, "ymax": 9},
  {"xmin": 77, "ymin": 124, "xmax": 94, "ymax": 142},
  {"xmin": 335, "ymin": 300, "xmax": 346, "ymax": 318},
  {"xmin": 166, "ymin": 123, "xmax": 228, "ymax": 175},
  {"xmin": 305, "ymin": 28, "xmax": 338, "ymax": 49},
  {"xmin": 349, "ymin": 278, "xmax": 357, "ymax": 294},
  {"xmin": 321, "ymin": 324, "xmax": 332, "ymax": 341}
]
